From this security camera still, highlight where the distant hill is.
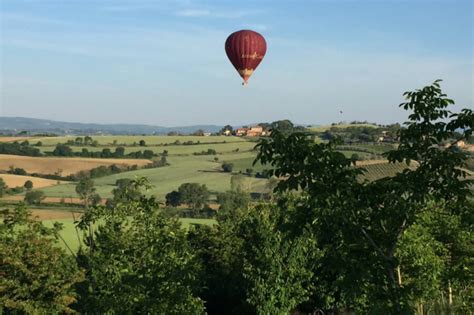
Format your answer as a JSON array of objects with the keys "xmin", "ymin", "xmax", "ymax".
[{"xmin": 0, "ymin": 117, "xmax": 223, "ymax": 135}]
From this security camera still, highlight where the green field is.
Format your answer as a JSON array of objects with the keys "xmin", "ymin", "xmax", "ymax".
[
  {"xmin": 43, "ymin": 217, "xmax": 216, "ymax": 252},
  {"xmin": 39, "ymin": 153, "xmax": 268, "ymax": 199}
]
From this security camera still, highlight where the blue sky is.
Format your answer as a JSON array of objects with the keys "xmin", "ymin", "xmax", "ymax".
[{"xmin": 1, "ymin": 0, "xmax": 472, "ymax": 126}]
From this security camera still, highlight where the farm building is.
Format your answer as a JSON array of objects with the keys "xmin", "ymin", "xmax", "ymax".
[
  {"xmin": 236, "ymin": 128, "xmax": 249, "ymax": 136},
  {"xmin": 236, "ymin": 126, "xmax": 265, "ymax": 137}
]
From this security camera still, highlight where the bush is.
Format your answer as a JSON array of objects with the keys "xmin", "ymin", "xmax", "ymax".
[
  {"xmin": 0, "ymin": 142, "xmax": 42, "ymax": 156},
  {"xmin": 24, "ymin": 180, "xmax": 33, "ymax": 190},
  {"xmin": 221, "ymin": 162, "xmax": 234, "ymax": 173},
  {"xmin": 165, "ymin": 190, "xmax": 181, "ymax": 207},
  {"xmin": 8, "ymin": 167, "xmax": 27, "ymax": 175},
  {"xmin": 24, "ymin": 190, "xmax": 45, "ymax": 205},
  {"xmin": 0, "ymin": 206, "xmax": 84, "ymax": 313}
]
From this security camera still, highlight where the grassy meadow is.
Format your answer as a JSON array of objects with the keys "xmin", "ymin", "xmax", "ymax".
[{"xmin": 42, "ymin": 216, "xmax": 216, "ymax": 252}]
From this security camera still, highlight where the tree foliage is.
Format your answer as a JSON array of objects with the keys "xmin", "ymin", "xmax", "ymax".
[
  {"xmin": 255, "ymin": 80, "xmax": 473, "ymax": 313},
  {"xmin": 178, "ymin": 183, "xmax": 210, "ymax": 211},
  {"xmin": 24, "ymin": 190, "xmax": 45, "ymax": 205},
  {"xmin": 0, "ymin": 206, "xmax": 83, "ymax": 313},
  {"xmin": 75, "ymin": 182, "xmax": 205, "ymax": 314}
]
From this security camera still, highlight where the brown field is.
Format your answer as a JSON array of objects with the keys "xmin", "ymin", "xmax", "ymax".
[
  {"xmin": 0, "ymin": 195, "xmax": 105, "ymax": 205},
  {"xmin": 0, "ymin": 174, "xmax": 67, "ymax": 188},
  {"xmin": 0, "ymin": 137, "xmax": 34, "ymax": 143},
  {"xmin": 29, "ymin": 208, "xmax": 83, "ymax": 220},
  {"xmin": 0, "ymin": 155, "xmax": 151, "ymax": 175}
]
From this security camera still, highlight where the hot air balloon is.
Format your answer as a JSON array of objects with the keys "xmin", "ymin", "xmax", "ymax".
[{"xmin": 225, "ymin": 30, "xmax": 267, "ymax": 85}]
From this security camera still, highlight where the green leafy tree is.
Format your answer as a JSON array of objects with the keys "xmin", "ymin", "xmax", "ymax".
[
  {"xmin": 75, "ymin": 176, "xmax": 96, "ymax": 208},
  {"xmin": 75, "ymin": 179, "xmax": 204, "ymax": 314},
  {"xmin": 255, "ymin": 80, "xmax": 473, "ymax": 313},
  {"xmin": 189, "ymin": 200, "xmax": 317, "ymax": 315},
  {"xmin": 24, "ymin": 190, "xmax": 45, "ymax": 205},
  {"xmin": 114, "ymin": 146, "xmax": 125, "ymax": 157},
  {"xmin": 216, "ymin": 190, "xmax": 250, "ymax": 217},
  {"xmin": 110, "ymin": 178, "xmax": 143, "ymax": 205},
  {"xmin": 219, "ymin": 125, "xmax": 233, "ymax": 135},
  {"xmin": 239, "ymin": 204, "xmax": 317, "ymax": 314},
  {"xmin": 84, "ymin": 136, "xmax": 93, "ymax": 145},
  {"xmin": 271, "ymin": 119, "xmax": 294, "ymax": 132},
  {"xmin": 178, "ymin": 183, "xmax": 210, "ymax": 212},
  {"xmin": 139, "ymin": 139, "xmax": 146, "ymax": 146},
  {"xmin": 165, "ymin": 190, "xmax": 181, "ymax": 207},
  {"xmin": 0, "ymin": 206, "xmax": 84, "ymax": 313},
  {"xmin": 221, "ymin": 162, "xmax": 233, "ymax": 173},
  {"xmin": 23, "ymin": 180, "xmax": 33, "ymax": 190},
  {"xmin": 52, "ymin": 144, "xmax": 73, "ymax": 156},
  {"xmin": 0, "ymin": 178, "xmax": 6, "ymax": 197}
]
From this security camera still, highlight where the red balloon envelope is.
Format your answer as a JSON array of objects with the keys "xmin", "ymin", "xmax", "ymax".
[{"xmin": 225, "ymin": 30, "xmax": 267, "ymax": 85}]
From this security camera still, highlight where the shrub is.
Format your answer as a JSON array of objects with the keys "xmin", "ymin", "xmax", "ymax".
[
  {"xmin": 24, "ymin": 190, "xmax": 45, "ymax": 205},
  {"xmin": 221, "ymin": 162, "xmax": 234, "ymax": 173}
]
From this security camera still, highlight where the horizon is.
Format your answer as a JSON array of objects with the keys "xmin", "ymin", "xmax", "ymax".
[
  {"xmin": 0, "ymin": 115, "xmax": 399, "ymax": 129},
  {"xmin": 1, "ymin": 0, "xmax": 472, "ymax": 126}
]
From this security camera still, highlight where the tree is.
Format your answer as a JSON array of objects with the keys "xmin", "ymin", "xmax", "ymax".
[
  {"xmin": 101, "ymin": 148, "xmax": 112, "ymax": 158},
  {"xmin": 271, "ymin": 119, "xmax": 294, "ymax": 132},
  {"xmin": 239, "ymin": 204, "xmax": 317, "ymax": 314},
  {"xmin": 219, "ymin": 125, "xmax": 233, "ymax": 135},
  {"xmin": 89, "ymin": 193, "xmax": 102, "ymax": 207},
  {"xmin": 111, "ymin": 178, "xmax": 142, "ymax": 204},
  {"xmin": 0, "ymin": 178, "xmax": 7, "ymax": 197},
  {"xmin": 188, "ymin": 201, "xmax": 317, "ymax": 315},
  {"xmin": 24, "ymin": 190, "xmax": 45, "ymax": 205},
  {"xmin": 139, "ymin": 139, "xmax": 146, "ymax": 146},
  {"xmin": 8, "ymin": 166, "xmax": 27, "ymax": 175},
  {"xmin": 143, "ymin": 149, "xmax": 155, "ymax": 159},
  {"xmin": 193, "ymin": 129, "xmax": 205, "ymax": 136},
  {"xmin": 114, "ymin": 146, "xmax": 125, "ymax": 157},
  {"xmin": 255, "ymin": 81, "xmax": 473, "ymax": 313},
  {"xmin": 165, "ymin": 190, "xmax": 181, "ymax": 207},
  {"xmin": 75, "ymin": 180, "xmax": 204, "ymax": 314},
  {"xmin": 75, "ymin": 137, "xmax": 83, "ymax": 145},
  {"xmin": 0, "ymin": 206, "xmax": 84, "ymax": 313},
  {"xmin": 221, "ymin": 162, "xmax": 233, "ymax": 173},
  {"xmin": 75, "ymin": 176, "xmax": 96, "ymax": 208},
  {"xmin": 216, "ymin": 190, "xmax": 250, "ymax": 217},
  {"xmin": 178, "ymin": 183, "xmax": 209, "ymax": 211},
  {"xmin": 52, "ymin": 144, "xmax": 73, "ymax": 156},
  {"xmin": 23, "ymin": 180, "xmax": 33, "ymax": 190},
  {"xmin": 84, "ymin": 136, "xmax": 93, "ymax": 145}
]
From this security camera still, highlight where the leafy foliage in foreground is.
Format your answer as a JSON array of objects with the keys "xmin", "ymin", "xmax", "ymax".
[
  {"xmin": 0, "ymin": 206, "xmax": 83, "ymax": 313},
  {"xmin": 255, "ymin": 80, "xmax": 473, "ymax": 313},
  {"xmin": 74, "ymin": 180, "xmax": 205, "ymax": 314}
]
